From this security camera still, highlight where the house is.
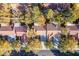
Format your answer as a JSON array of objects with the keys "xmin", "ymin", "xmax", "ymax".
[
  {"xmin": 46, "ymin": 24, "xmax": 61, "ymax": 38},
  {"xmin": 0, "ymin": 26, "xmax": 16, "ymax": 41},
  {"xmin": 13, "ymin": 23, "xmax": 27, "ymax": 36},
  {"xmin": 33, "ymin": 23, "xmax": 79, "ymax": 41},
  {"xmin": 0, "ymin": 26, "xmax": 15, "ymax": 36},
  {"xmin": 32, "ymin": 24, "xmax": 61, "ymax": 41},
  {"xmin": 15, "ymin": 26, "xmax": 26, "ymax": 36},
  {"xmin": 15, "ymin": 26, "xmax": 27, "ymax": 43},
  {"xmin": 66, "ymin": 24, "xmax": 79, "ymax": 39},
  {"xmin": 0, "ymin": 23, "xmax": 27, "ymax": 42},
  {"xmin": 13, "ymin": 23, "xmax": 27, "ymax": 43},
  {"xmin": 32, "ymin": 25, "xmax": 46, "ymax": 41}
]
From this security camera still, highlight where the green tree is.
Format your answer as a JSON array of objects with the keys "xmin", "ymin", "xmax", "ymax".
[
  {"xmin": 55, "ymin": 8, "xmax": 77, "ymax": 27},
  {"xmin": 18, "ymin": 5, "xmax": 34, "ymax": 28},
  {"xmin": 20, "ymin": 7, "xmax": 33, "ymax": 24},
  {"xmin": 71, "ymin": 3, "xmax": 79, "ymax": 19},
  {"xmin": 0, "ymin": 39, "xmax": 12, "ymax": 55},
  {"xmin": 32, "ymin": 4, "xmax": 41, "ymax": 17},
  {"xmin": 59, "ymin": 35, "xmax": 78, "ymax": 53},
  {"xmin": 45, "ymin": 9, "xmax": 54, "ymax": 23},
  {"xmin": 55, "ymin": 14, "xmax": 64, "ymax": 26},
  {"xmin": 45, "ymin": 40, "xmax": 54, "ymax": 49},
  {"xmin": 32, "ymin": 5, "xmax": 46, "ymax": 26},
  {"xmin": 27, "ymin": 39, "xmax": 42, "ymax": 52},
  {"xmin": 11, "ymin": 40, "xmax": 21, "ymax": 52},
  {"xmin": 62, "ymin": 9, "xmax": 77, "ymax": 23},
  {"xmin": 27, "ymin": 28, "xmax": 37, "ymax": 38},
  {"xmin": 34, "ymin": 15, "xmax": 46, "ymax": 26},
  {"xmin": 0, "ymin": 4, "xmax": 12, "ymax": 24}
]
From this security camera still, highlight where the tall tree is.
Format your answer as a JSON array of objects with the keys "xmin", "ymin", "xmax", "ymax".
[
  {"xmin": 27, "ymin": 39, "xmax": 42, "ymax": 52},
  {"xmin": 32, "ymin": 5, "xmax": 46, "ymax": 26},
  {"xmin": 0, "ymin": 4, "xmax": 12, "ymax": 24},
  {"xmin": 18, "ymin": 4, "xmax": 34, "ymax": 28},
  {"xmin": 59, "ymin": 35, "xmax": 78, "ymax": 53},
  {"xmin": 0, "ymin": 39, "xmax": 12, "ymax": 55},
  {"xmin": 27, "ymin": 28, "xmax": 37, "ymax": 39},
  {"xmin": 11, "ymin": 40, "xmax": 21, "ymax": 52},
  {"xmin": 71, "ymin": 3, "xmax": 79, "ymax": 19},
  {"xmin": 55, "ymin": 8, "xmax": 77, "ymax": 27},
  {"xmin": 44, "ymin": 9, "xmax": 54, "ymax": 23}
]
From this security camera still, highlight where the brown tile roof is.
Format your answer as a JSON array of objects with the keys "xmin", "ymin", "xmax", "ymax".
[
  {"xmin": 0, "ymin": 26, "xmax": 13, "ymax": 31},
  {"xmin": 0, "ymin": 25, "xmax": 27, "ymax": 36},
  {"xmin": 32, "ymin": 26, "xmax": 45, "ymax": 31},
  {"xmin": 15, "ymin": 26, "xmax": 27, "ymax": 32},
  {"xmin": 33, "ymin": 24, "xmax": 79, "ymax": 31},
  {"xmin": 66, "ymin": 25, "xmax": 79, "ymax": 31},
  {"xmin": 47, "ymin": 24, "xmax": 60, "ymax": 30},
  {"xmin": 33, "ymin": 24, "xmax": 60, "ymax": 31}
]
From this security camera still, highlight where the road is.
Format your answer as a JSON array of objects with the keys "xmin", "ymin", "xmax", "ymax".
[
  {"xmin": 35, "ymin": 50, "xmax": 55, "ymax": 56},
  {"xmin": 35, "ymin": 50, "xmax": 79, "ymax": 56}
]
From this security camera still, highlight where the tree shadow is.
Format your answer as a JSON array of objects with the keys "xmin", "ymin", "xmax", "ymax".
[
  {"xmin": 50, "ymin": 49, "xmax": 79, "ymax": 56},
  {"xmin": 10, "ymin": 50, "xmax": 38, "ymax": 56}
]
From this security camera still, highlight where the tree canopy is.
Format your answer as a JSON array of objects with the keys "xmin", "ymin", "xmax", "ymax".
[
  {"xmin": 0, "ymin": 39, "xmax": 12, "ymax": 55},
  {"xmin": 44, "ymin": 9, "xmax": 54, "ymax": 23},
  {"xmin": 27, "ymin": 39, "xmax": 42, "ymax": 51},
  {"xmin": 59, "ymin": 35, "xmax": 78, "ymax": 53}
]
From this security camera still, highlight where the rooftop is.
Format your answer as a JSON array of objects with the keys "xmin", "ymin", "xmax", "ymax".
[
  {"xmin": 47, "ymin": 24, "xmax": 60, "ymax": 30},
  {"xmin": 0, "ymin": 26, "xmax": 27, "ymax": 32},
  {"xmin": 33, "ymin": 24, "xmax": 60, "ymax": 31},
  {"xmin": 66, "ymin": 25, "xmax": 79, "ymax": 31},
  {"xmin": 15, "ymin": 26, "xmax": 27, "ymax": 32},
  {"xmin": 0, "ymin": 26, "xmax": 12, "ymax": 31}
]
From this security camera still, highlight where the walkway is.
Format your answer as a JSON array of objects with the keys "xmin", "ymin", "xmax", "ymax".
[{"xmin": 41, "ymin": 42, "xmax": 49, "ymax": 50}]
